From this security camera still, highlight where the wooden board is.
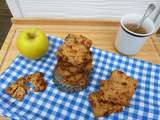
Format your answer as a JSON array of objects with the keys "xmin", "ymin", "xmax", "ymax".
[
  {"xmin": 0, "ymin": 18, "xmax": 160, "ymax": 75},
  {"xmin": 0, "ymin": 18, "xmax": 160, "ymax": 119}
]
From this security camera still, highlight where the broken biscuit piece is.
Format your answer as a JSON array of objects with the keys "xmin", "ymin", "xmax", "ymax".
[
  {"xmin": 5, "ymin": 72, "xmax": 47, "ymax": 101},
  {"xmin": 16, "ymin": 77, "xmax": 26, "ymax": 85},
  {"xmin": 27, "ymin": 72, "xmax": 46, "ymax": 92},
  {"xmin": 5, "ymin": 83, "xmax": 26, "ymax": 101},
  {"xmin": 99, "ymin": 71, "xmax": 138, "ymax": 106},
  {"xmin": 88, "ymin": 70, "xmax": 138, "ymax": 117},
  {"xmin": 88, "ymin": 92, "xmax": 123, "ymax": 117},
  {"xmin": 15, "ymin": 77, "xmax": 30, "ymax": 91}
]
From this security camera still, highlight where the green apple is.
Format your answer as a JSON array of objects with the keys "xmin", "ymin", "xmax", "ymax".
[{"xmin": 17, "ymin": 28, "xmax": 49, "ymax": 60}]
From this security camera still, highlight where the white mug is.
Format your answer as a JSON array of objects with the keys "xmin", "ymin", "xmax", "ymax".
[{"xmin": 115, "ymin": 13, "xmax": 155, "ymax": 55}]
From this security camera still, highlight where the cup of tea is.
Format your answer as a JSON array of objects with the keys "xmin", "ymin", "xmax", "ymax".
[{"xmin": 115, "ymin": 13, "xmax": 155, "ymax": 55}]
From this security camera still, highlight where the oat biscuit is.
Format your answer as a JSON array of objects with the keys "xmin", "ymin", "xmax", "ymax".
[
  {"xmin": 57, "ymin": 60, "xmax": 92, "ymax": 74},
  {"xmin": 15, "ymin": 77, "xmax": 30, "ymax": 91},
  {"xmin": 5, "ymin": 72, "xmax": 47, "ymax": 101},
  {"xmin": 54, "ymin": 64, "xmax": 72, "ymax": 77},
  {"xmin": 62, "ymin": 73, "xmax": 88, "ymax": 87},
  {"xmin": 88, "ymin": 92, "xmax": 123, "ymax": 117},
  {"xmin": 88, "ymin": 70, "xmax": 138, "ymax": 117},
  {"xmin": 5, "ymin": 83, "xmax": 26, "ymax": 101},
  {"xmin": 64, "ymin": 34, "xmax": 92, "ymax": 49},
  {"xmin": 99, "ymin": 71, "xmax": 138, "ymax": 105},
  {"xmin": 56, "ymin": 44, "xmax": 89, "ymax": 66},
  {"xmin": 15, "ymin": 77, "xmax": 27, "ymax": 85},
  {"xmin": 28, "ymin": 72, "xmax": 46, "ymax": 92}
]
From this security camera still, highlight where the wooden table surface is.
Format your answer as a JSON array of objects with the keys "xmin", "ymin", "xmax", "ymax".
[{"xmin": 0, "ymin": 18, "xmax": 160, "ymax": 119}]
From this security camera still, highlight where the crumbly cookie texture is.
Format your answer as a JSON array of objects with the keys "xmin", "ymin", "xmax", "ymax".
[
  {"xmin": 99, "ymin": 71, "xmax": 137, "ymax": 106},
  {"xmin": 5, "ymin": 83, "xmax": 27, "ymax": 101},
  {"xmin": 54, "ymin": 34, "xmax": 92, "ymax": 92},
  {"xmin": 56, "ymin": 34, "xmax": 92, "ymax": 66},
  {"xmin": 15, "ymin": 77, "xmax": 27, "ymax": 85},
  {"xmin": 62, "ymin": 73, "xmax": 88, "ymax": 87},
  {"xmin": 57, "ymin": 43, "xmax": 91, "ymax": 66},
  {"xmin": 64, "ymin": 34, "xmax": 92, "ymax": 49},
  {"xmin": 88, "ymin": 70, "xmax": 138, "ymax": 117},
  {"xmin": 26, "ymin": 72, "xmax": 46, "ymax": 92},
  {"xmin": 15, "ymin": 77, "xmax": 30, "ymax": 91},
  {"xmin": 88, "ymin": 92, "xmax": 123, "ymax": 117},
  {"xmin": 5, "ymin": 72, "xmax": 46, "ymax": 101}
]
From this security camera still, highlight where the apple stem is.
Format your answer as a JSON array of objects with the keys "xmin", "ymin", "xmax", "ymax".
[{"xmin": 27, "ymin": 32, "xmax": 36, "ymax": 40}]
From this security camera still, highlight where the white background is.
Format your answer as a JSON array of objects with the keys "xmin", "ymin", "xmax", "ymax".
[{"xmin": 6, "ymin": 0, "xmax": 160, "ymax": 31}]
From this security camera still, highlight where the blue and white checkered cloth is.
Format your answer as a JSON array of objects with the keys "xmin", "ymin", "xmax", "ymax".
[{"xmin": 0, "ymin": 35, "xmax": 159, "ymax": 120}]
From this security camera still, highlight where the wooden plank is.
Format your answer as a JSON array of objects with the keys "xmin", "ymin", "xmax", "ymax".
[
  {"xmin": 151, "ymin": 34, "xmax": 160, "ymax": 56},
  {"xmin": 0, "ymin": 25, "xmax": 16, "ymax": 68},
  {"xmin": 11, "ymin": 18, "xmax": 120, "ymax": 26}
]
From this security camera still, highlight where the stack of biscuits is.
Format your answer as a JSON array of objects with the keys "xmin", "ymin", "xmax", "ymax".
[
  {"xmin": 53, "ymin": 34, "xmax": 92, "ymax": 92},
  {"xmin": 88, "ymin": 70, "xmax": 138, "ymax": 117}
]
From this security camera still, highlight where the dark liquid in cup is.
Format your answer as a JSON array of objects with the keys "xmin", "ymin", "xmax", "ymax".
[{"xmin": 124, "ymin": 24, "xmax": 147, "ymax": 34}]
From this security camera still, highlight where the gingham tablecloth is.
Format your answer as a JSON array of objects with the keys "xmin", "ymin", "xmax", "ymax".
[{"xmin": 0, "ymin": 35, "xmax": 159, "ymax": 120}]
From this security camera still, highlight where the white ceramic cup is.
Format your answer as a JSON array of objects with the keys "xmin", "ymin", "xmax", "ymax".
[{"xmin": 115, "ymin": 13, "xmax": 155, "ymax": 55}]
